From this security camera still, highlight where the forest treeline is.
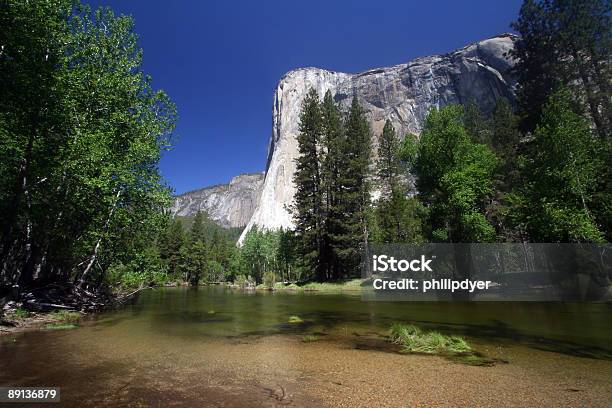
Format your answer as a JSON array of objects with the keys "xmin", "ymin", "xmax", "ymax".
[{"xmin": 0, "ymin": 0, "xmax": 610, "ymax": 295}]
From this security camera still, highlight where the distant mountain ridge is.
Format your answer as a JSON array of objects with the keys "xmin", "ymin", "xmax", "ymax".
[{"xmin": 170, "ymin": 172, "xmax": 264, "ymax": 228}]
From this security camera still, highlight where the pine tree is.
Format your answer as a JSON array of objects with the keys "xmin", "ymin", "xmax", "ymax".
[
  {"xmin": 375, "ymin": 190, "xmax": 424, "ymax": 243},
  {"xmin": 180, "ymin": 240, "xmax": 207, "ymax": 286},
  {"xmin": 320, "ymin": 90, "xmax": 344, "ymax": 279},
  {"xmin": 376, "ymin": 120, "xmax": 401, "ymax": 197},
  {"xmin": 333, "ymin": 97, "xmax": 372, "ymax": 277},
  {"xmin": 189, "ymin": 211, "xmax": 207, "ymax": 244},
  {"xmin": 292, "ymin": 88, "xmax": 326, "ymax": 280},
  {"xmin": 463, "ymin": 100, "xmax": 492, "ymax": 146},
  {"xmin": 159, "ymin": 217, "xmax": 186, "ymax": 277}
]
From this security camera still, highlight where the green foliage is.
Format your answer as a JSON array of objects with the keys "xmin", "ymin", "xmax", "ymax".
[
  {"xmin": 50, "ymin": 310, "xmax": 81, "ymax": 324},
  {"xmin": 11, "ymin": 308, "xmax": 30, "ymax": 319},
  {"xmin": 374, "ymin": 191, "xmax": 425, "ymax": 244},
  {"xmin": 510, "ymin": 0, "xmax": 611, "ymax": 138},
  {"xmin": 398, "ymin": 133, "xmax": 419, "ymax": 169},
  {"xmin": 0, "ymin": 1, "xmax": 176, "ymax": 291},
  {"xmin": 262, "ymin": 271, "xmax": 276, "ymax": 289},
  {"xmin": 329, "ymin": 97, "xmax": 372, "ymax": 277},
  {"xmin": 519, "ymin": 88, "xmax": 607, "ymax": 242},
  {"xmin": 233, "ymin": 274, "xmax": 248, "ymax": 288},
  {"xmin": 292, "ymin": 88, "xmax": 327, "ymax": 279},
  {"xmin": 158, "ymin": 217, "xmax": 186, "ymax": 279},
  {"xmin": 300, "ymin": 279, "xmax": 363, "ymax": 292},
  {"xmin": 377, "ymin": 120, "xmax": 402, "ymax": 196},
  {"xmin": 238, "ymin": 227, "xmax": 279, "ymax": 283},
  {"xmin": 106, "ymin": 244, "xmax": 168, "ymax": 290},
  {"xmin": 463, "ymin": 99, "xmax": 492, "ymax": 145},
  {"xmin": 189, "ymin": 211, "xmax": 207, "ymax": 244},
  {"xmin": 415, "ymin": 105, "xmax": 498, "ymax": 242},
  {"xmin": 43, "ymin": 323, "xmax": 78, "ymax": 330}
]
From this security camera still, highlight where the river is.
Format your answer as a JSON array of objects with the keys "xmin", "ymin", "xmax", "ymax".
[{"xmin": 1, "ymin": 286, "xmax": 611, "ymax": 407}]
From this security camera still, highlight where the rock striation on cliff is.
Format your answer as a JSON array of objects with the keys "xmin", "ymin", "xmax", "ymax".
[
  {"xmin": 238, "ymin": 34, "xmax": 518, "ymax": 244},
  {"xmin": 171, "ymin": 172, "xmax": 264, "ymax": 228}
]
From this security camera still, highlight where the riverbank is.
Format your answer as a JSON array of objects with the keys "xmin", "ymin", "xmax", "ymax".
[
  {"xmin": 0, "ymin": 307, "xmax": 84, "ymax": 336},
  {"xmin": 0, "ymin": 282, "xmax": 147, "ymax": 336}
]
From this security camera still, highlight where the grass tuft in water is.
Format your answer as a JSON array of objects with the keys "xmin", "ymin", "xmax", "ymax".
[
  {"xmin": 50, "ymin": 310, "xmax": 81, "ymax": 324},
  {"xmin": 390, "ymin": 323, "xmax": 473, "ymax": 355},
  {"xmin": 43, "ymin": 323, "xmax": 78, "ymax": 330},
  {"xmin": 302, "ymin": 335, "xmax": 320, "ymax": 343},
  {"xmin": 288, "ymin": 315, "xmax": 304, "ymax": 324}
]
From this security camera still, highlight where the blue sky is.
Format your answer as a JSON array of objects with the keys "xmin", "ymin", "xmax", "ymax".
[{"xmin": 89, "ymin": 0, "xmax": 522, "ymax": 195}]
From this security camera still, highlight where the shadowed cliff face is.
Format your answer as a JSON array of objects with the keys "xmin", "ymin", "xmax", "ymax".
[
  {"xmin": 171, "ymin": 173, "xmax": 264, "ymax": 228},
  {"xmin": 238, "ymin": 34, "xmax": 517, "ymax": 244}
]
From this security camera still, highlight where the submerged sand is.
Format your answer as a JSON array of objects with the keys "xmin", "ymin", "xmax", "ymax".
[{"xmin": 1, "ymin": 328, "xmax": 611, "ymax": 407}]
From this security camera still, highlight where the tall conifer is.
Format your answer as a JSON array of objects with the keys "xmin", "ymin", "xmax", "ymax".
[{"xmin": 292, "ymin": 88, "xmax": 326, "ymax": 280}]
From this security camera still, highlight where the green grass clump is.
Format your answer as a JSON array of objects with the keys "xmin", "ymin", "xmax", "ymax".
[
  {"xmin": 285, "ymin": 283, "xmax": 300, "ymax": 291},
  {"xmin": 390, "ymin": 323, "xmax": 471, "ymax": 355},
  {"xmin": 288, "ymin": 315, "xmax": 304, "ymax": 324},
  {"xmin": 302, "ymin": 335, "xmax": 320, "ymax": 343},
  {"xmin": 43, "ymin": 323, "xmax": 78, "ymax": 330},
  {"xmin": 50, "ymin": 310, "xmax": 81, "ymax": 324},
  {"xmin": 11, "ymin": 308, "xmax": 30, "ymax": 319},
  {"xmin": 301, "ymin": 279, "xmax": 363, "ymax": 292}
]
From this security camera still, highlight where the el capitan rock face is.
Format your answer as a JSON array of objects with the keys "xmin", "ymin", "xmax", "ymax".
[
  {"xmin": 171, "ymin": 172, "xmax": 264, "ymax": 228},
  {"xmin": 238, "ymin": 34, "xmax": 518, "ymax": 243}
]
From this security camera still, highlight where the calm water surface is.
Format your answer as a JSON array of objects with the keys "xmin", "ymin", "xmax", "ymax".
[{"xmin": 1, "ymin": 286, "xmax": 611, "ymax": 406}]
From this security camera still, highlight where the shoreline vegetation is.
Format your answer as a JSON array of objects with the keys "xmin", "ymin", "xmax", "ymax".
[{"xmin": 1, "ymin": 307, "xmax": 84, "ymax": 336}]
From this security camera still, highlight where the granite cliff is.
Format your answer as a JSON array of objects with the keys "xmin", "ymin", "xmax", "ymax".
[
  {"xmin": 238, "ymin": 34, "xmax": 517, "ymax": 243},
  {"xmin": 171, "ymin": 173, "xmax": 264, "ymax": 228}
]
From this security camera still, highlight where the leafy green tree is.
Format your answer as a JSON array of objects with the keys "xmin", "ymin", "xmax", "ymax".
[
  {"xmin": 520, "ymin": 88, "xmax": 607, "ymax": 242},
  {"xmin": 416, "ymin": 105, "xmax": 498, "ymax": 243},
  {"xmin": 0, "ymin": 1, "xmax": 176, "ymax": 292},
  {"xmin": 276, "ymin": 229, "xmax": 299, "ymax": 282},
  {"xmin": 239, "ymin": 227, "xmax": 279, "ymax": 283}
]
